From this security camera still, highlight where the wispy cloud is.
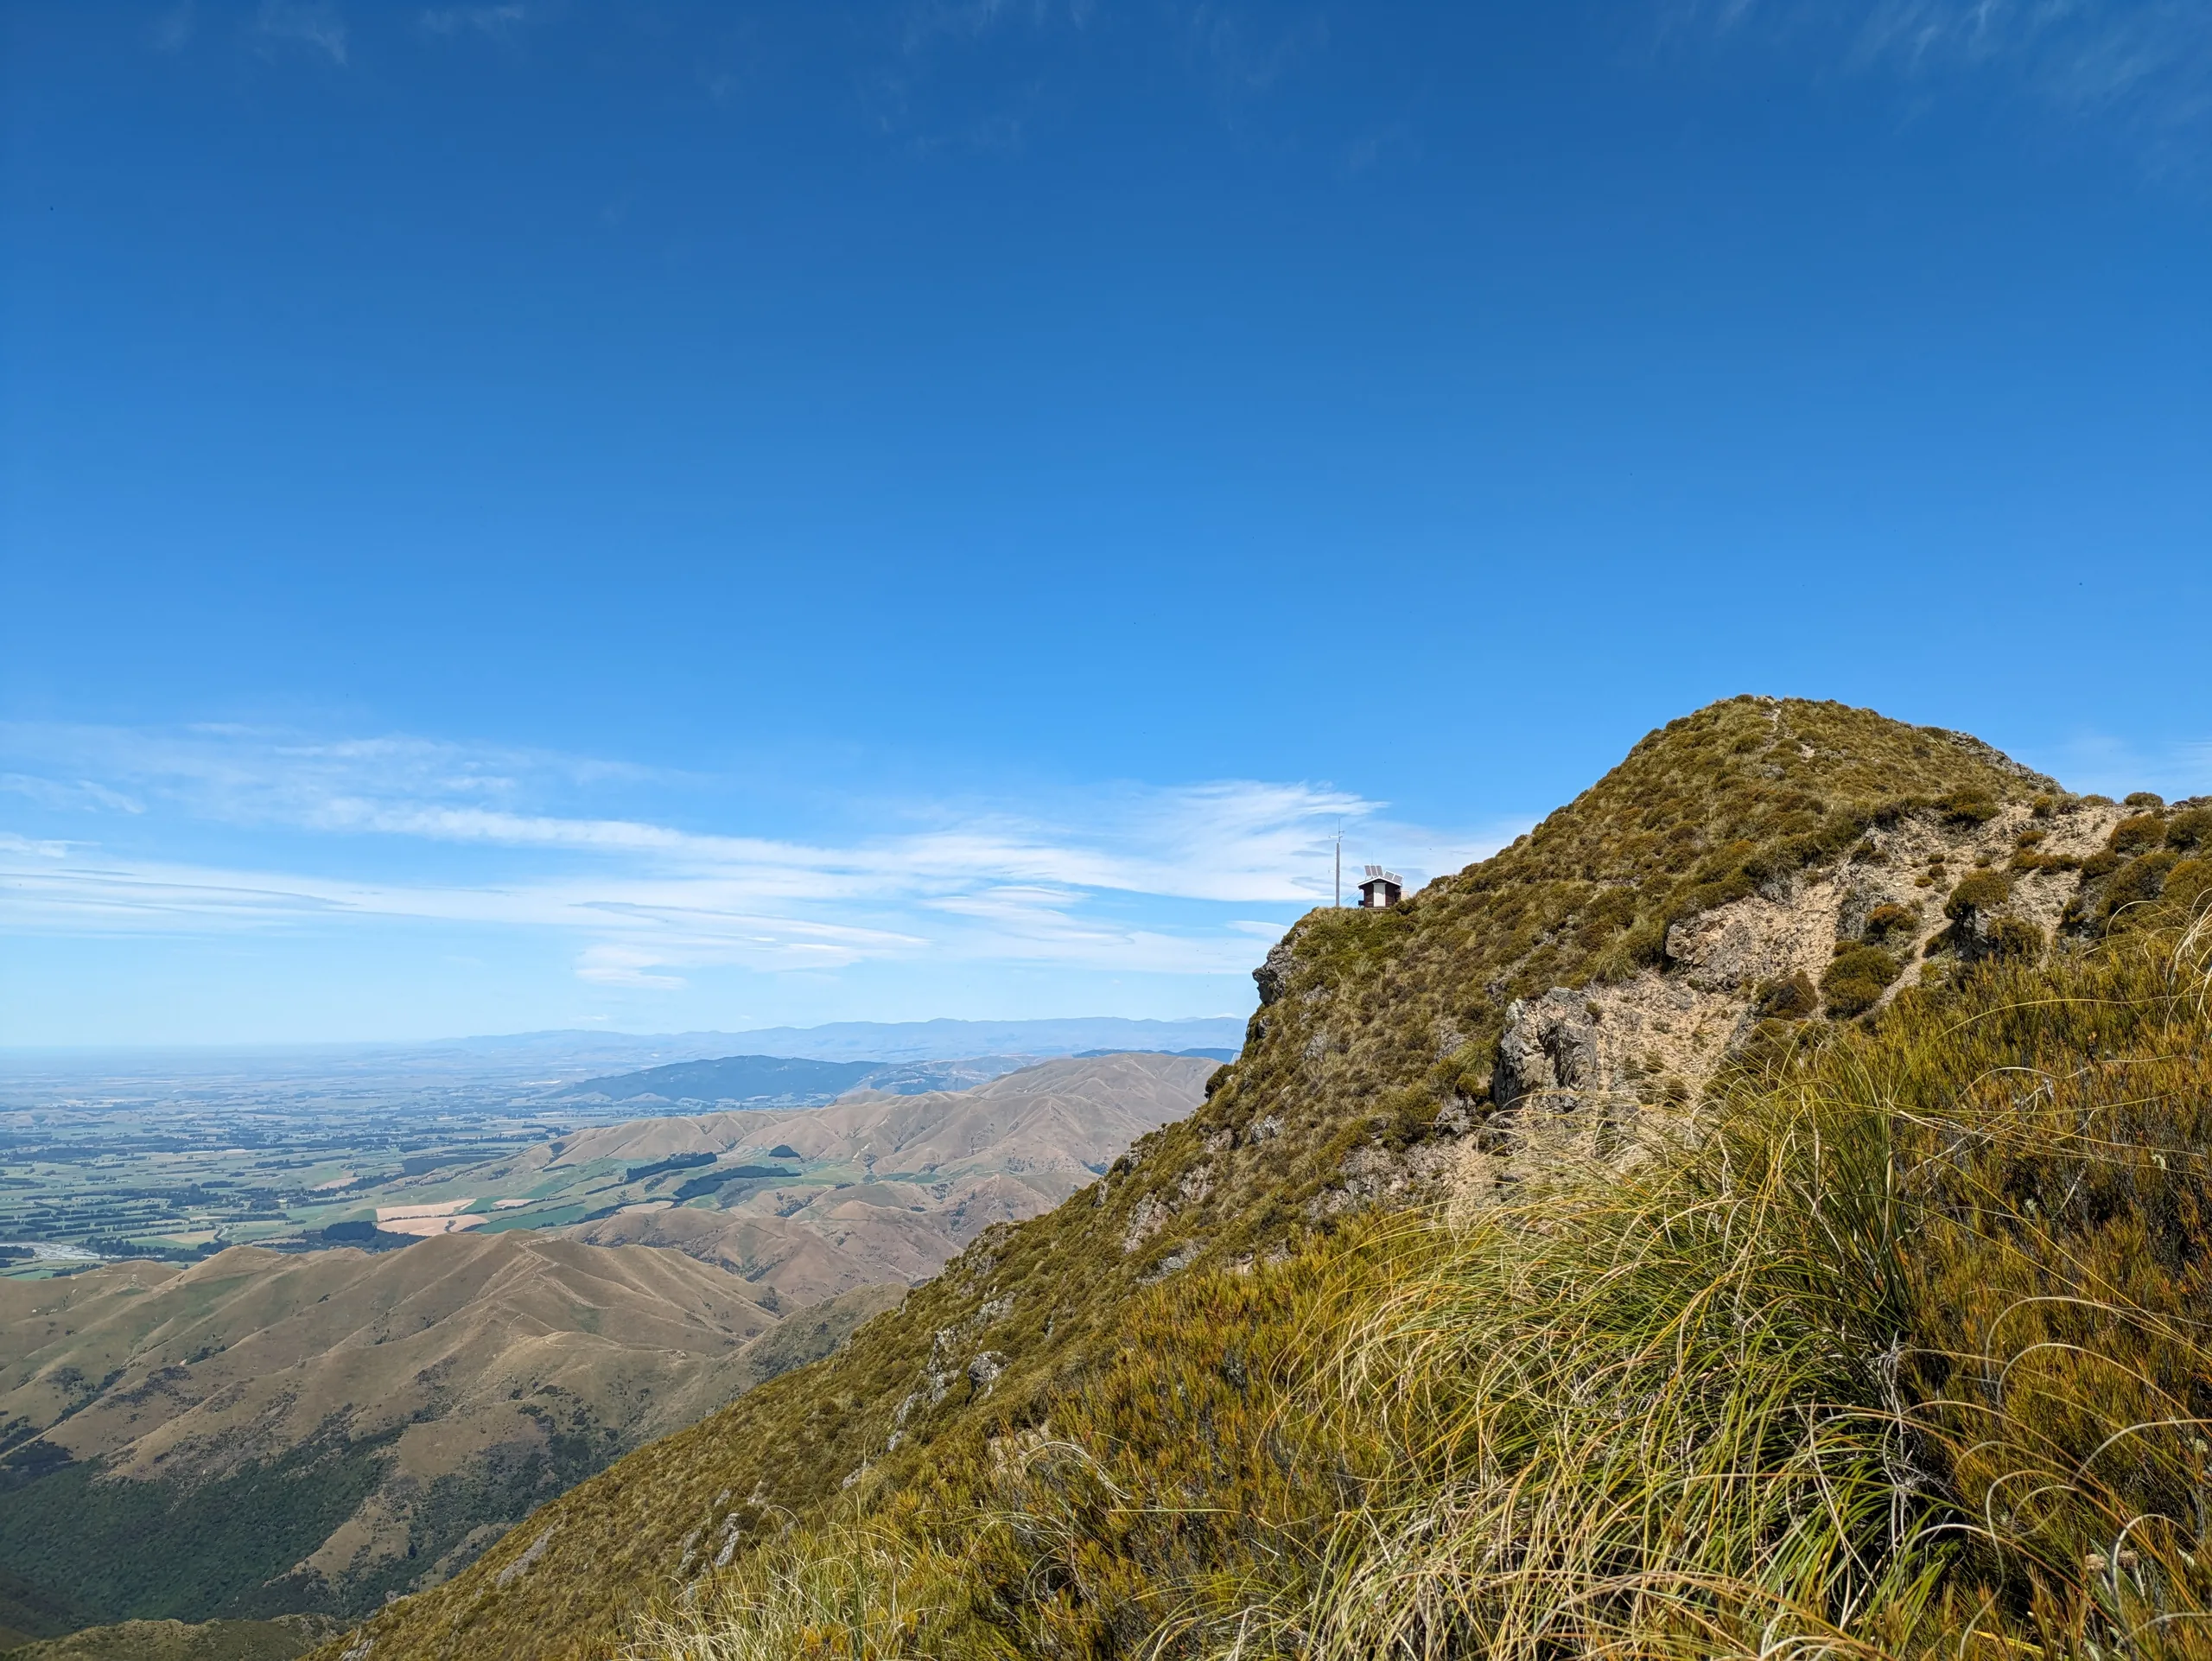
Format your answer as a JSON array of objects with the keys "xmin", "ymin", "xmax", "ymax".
[
  {"xmin": 146, "ymin": 3, "xmax": 196, "ymax": 53},
  {"xmin": 1338, "ymin": 118, "xmax": 1417, "ymax": 178},
  {"xmin": 0, "ymin": 722, "xmax": 648, "ymax": 835},
  {"xmin": 253, "ymin": 0, "xmax": 349, "ymax": 64},
  {"xmin": 899, "ymin": 0, "xmax": 1096, "ymax": 54},
  {"xmin": 1185, "ymin": 5, "xmax": 1329, "ymax": 99},
  {"xmin": 1, "ymin": 774, "xmax": 143, "ymax": 815},
  {"xmin": 0, "ymin": 723, "xmax": 1517, "ymax": 990},
  {"xmin": 1680, "ymin": 0, "xmax": 2212, "ymax": 167},
  {"xmin": 419, "ymin": 3, "xmax": 530, "ymax": 38}
]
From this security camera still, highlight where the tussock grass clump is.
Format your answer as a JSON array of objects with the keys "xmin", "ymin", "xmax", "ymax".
[
  {"xmin": 1863, "ymin": 901, "xmax": 1920, "ymax": 943},
  {"xmin": 1754, "ymin": 970, "xmax": 1820, "ymax": 1018},
  {"xmin": 1823, "ymin": 943, "xmax": 1903, "ymax": 1015},
  {"xmin": 1938, "ymin": 789, "xmax": 2003, "ymax": 826},
  {"xmin": 627, "ymin": 1514, "xmax": 983, "ymax": 1661},
  {"xmin": 1945, "ymin": 869, "xmax": 2012, "ymax": 920},
  {"xmin": 2112, "ymin": 815, "xmax": 2169, "ymax": 856},
  {"xmin": 1274, "ymin": 903, "xmax": 2212, "ymax": 1660},
  {"xmin": 1980, "ymin": 914, "xmax": 2044, "ymax": 958},
  {"xmin": 1277, "ymin": 1147, "xmax": 1934, "ymax": 1658}
]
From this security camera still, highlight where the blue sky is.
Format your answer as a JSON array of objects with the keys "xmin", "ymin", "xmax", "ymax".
[{"xmin": 3, "ymin": 1, "xmax": 2208, "ymax": 1047}]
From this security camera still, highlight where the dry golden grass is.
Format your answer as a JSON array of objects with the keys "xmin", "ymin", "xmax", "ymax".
[{"xmin": 632, "ymin": 897, "xmax": 2212, "ymax": 1661}]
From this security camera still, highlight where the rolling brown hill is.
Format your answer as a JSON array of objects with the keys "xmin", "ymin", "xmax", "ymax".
[
  {"xmin": 0, "ymin": 1233, "xmax": 893, "ymax": 1625},
  {"xmin": 544, "ymin": 1050, "xmax": 1212, "ymax": 1177},
  {"xmin": 559, "ymin": 1053, "xmax": 1216, "ymax": 1300},
  {"xmin": 0, "ymin": 1052, "xmax": 1213, "ymax": 1643}
]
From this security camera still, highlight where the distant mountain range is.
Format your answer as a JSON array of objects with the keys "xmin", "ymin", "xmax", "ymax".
[
  {"xmin": 548, "ymin": 1053, "xmax": 882, "ymax": 1105},
  {"xmin": 550, "ymin": 1042, "xmax": 1239, "ymax": 1108},
  {"xmin": 621, "ymin": 1017, "xmax": 1247, "ymax": 1064},
  {"xmin": 0, "ymin": 1017, "xmax": 1249, "ymax": 1098},
  {"xmin": 430, "ymin": 1016, "xmax": 1247, "ymax": 1072}
]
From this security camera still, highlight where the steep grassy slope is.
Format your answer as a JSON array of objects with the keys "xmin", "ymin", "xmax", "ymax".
[
  {"xmin": 326, "ymin": 697, "xmax": 2149, "ymax": 1661},
  {"xmin": 632, "ymin": 888, "xmax": 2212, "ymax": 1659}
]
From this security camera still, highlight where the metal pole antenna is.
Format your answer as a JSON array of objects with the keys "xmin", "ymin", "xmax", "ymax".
[{"xmin": 1335, "ymin": 826, "xmax": 1341, "ymax": 908}]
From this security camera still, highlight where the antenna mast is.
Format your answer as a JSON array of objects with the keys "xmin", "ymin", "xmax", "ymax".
[{"xmin": 1334, "ymin": 824, "xmax": 1342, "ymax": 908}]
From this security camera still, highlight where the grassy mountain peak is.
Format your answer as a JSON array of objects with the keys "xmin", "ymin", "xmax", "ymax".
[{"xmin": 321, "ymin": 697, "xmax": 2212, "ymax": 1661}]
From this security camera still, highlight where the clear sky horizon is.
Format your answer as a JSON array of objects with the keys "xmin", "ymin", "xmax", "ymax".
[{"xmin": 3, "ymin": 2, "xmax": 2208, "ymax": 1047}]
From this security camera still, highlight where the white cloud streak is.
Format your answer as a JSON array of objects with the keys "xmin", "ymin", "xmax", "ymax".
[
  {"xmin": 0, "ymin": 724, "xmax": 1517, "ymax": 989},
  {"xmin": 1682, "ymin": 0, "xmax": 2212, "ymax": 165},
  {"xmin": 146, "ymin": 3, "xmax": 196, "ymax": 53},
  {"xmin": 253, "ymin": 0, "xmax": 348, "ymax": 63},
  {"xmin": 1, "ymin": 774, "xmax": 143, "ymax": 814},
  {"xmin": 419, "ymin": 4, "xmax": 530, "ymax": 38}
]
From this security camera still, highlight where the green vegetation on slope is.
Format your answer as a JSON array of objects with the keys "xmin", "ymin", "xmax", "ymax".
[
  {"xmin": 0, "ymin": 1429, "xmax": 396, "ymax": 1625},
  {"xmin": 0, "ymin": 1569, "xmax": 88, "ymax": 1651},
  {"xmin": 632, "ymin": 890, "xmax": 2212, "ymax": 1658},
  {"xmin": 328, "ymin": 697, "xmax": 2099, "ymax": 1661},
  {"xmin": 0, "ymin": 1616, "xmax": 334, "ymax": 1661}
]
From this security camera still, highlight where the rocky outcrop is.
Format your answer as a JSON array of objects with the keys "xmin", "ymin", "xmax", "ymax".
[
  {"xmin": 1252, "ymin": 938, "xmax": 1296, "ymax": 1007},
  {"xmin": 1492, "ymin": 989, "xmax": 1600, "ymax": 1112},
  {"xmin": 1464, "ymin": 792, "xmax": 2133, "ymax": 1206}
]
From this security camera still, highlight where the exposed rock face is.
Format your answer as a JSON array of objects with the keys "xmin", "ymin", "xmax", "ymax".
[
  {"xmin": 1252, "ymin": 938, "xmax": 1296, "ymax": 1007},
  {"xmin": 1461, "ymin": 793, "xmax": 2133, "ymax": 1209},
  {"xmin": 965, "ymin": 1352, "xmax": 1007, "ymax": 1396},
  {"xmin": 1492, "ymin": 989, "xmax": 1600, "ymax": 1112},
  {"xmin": 1466, "ymin": 982, "xmax": 1714, "ymax": 1206},
  {"xmin": 1665, "ymin": 895, "xmax": 1834, "ymax": 994}
]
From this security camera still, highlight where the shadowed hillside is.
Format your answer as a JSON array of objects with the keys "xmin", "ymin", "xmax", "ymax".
[
  {"xmin": 0, "ymin": 1615, "xmax": 334, "ymax": 1661},
  {"xmin": 313, "ymin": 697, "xmax": 2212, "ymax": 1661},
  {"xmin": 0, "ymin": 1235, "xmax": 893, "ymax": 1626}
]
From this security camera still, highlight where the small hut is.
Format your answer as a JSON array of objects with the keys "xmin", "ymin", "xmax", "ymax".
[{"xmin": 1357, "ymin": 865, "xmax": 1402, "ymax": 909}]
